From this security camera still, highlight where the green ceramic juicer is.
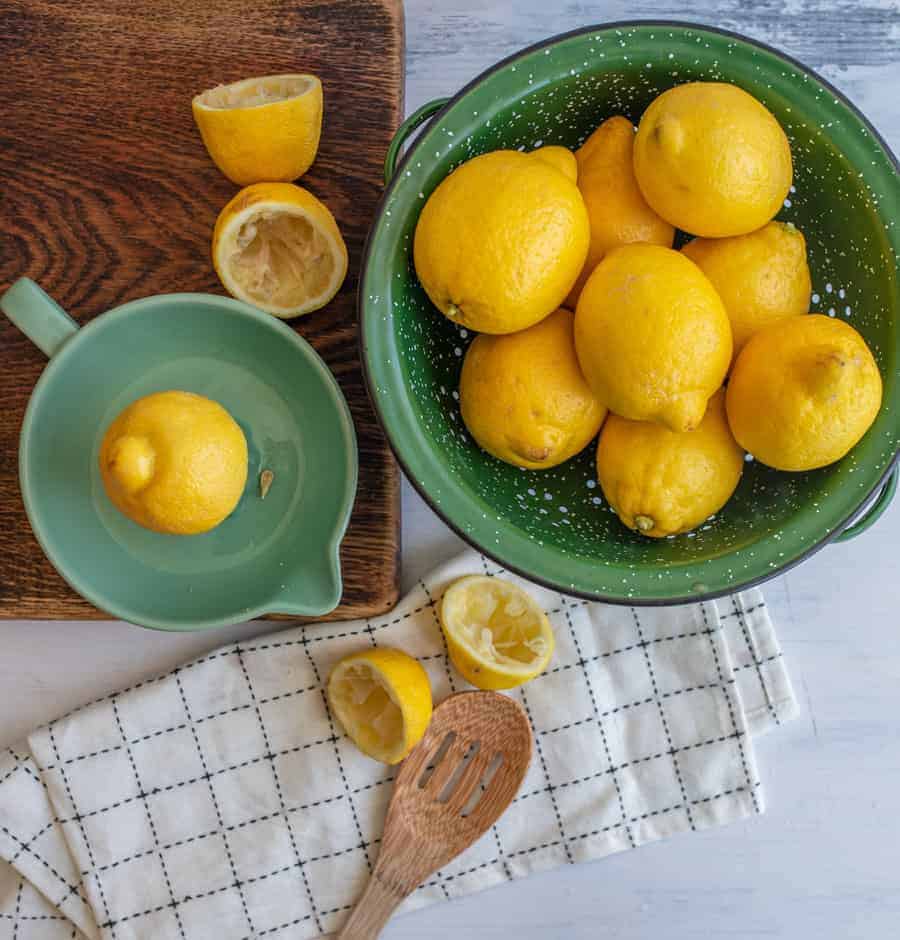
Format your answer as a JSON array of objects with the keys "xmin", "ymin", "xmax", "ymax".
[{"xmin": 1, "ymin": 277, "xmax": 358, "ymax": 630}]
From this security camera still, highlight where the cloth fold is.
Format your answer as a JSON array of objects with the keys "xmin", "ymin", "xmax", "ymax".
[{"xmin": 0, "ymin": 551, "xmax": 796, "ymax": 939}]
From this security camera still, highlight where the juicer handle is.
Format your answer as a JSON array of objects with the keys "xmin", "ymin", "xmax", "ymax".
[
  {"xmin": 383, "ymin": 97, "xmax": 451, "ymax": 185},
  {"xmin": 0, "ymin": 277, "xmax": 80, "ymax": 358},
  {"xmin": 834, "ymin": 466, "xmax": 898, "ymax": 542}
]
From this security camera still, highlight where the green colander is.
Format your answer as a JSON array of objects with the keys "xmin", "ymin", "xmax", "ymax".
[{"xmin": 360, "ymin": 22, "xmax": 899, "ymax": 604}]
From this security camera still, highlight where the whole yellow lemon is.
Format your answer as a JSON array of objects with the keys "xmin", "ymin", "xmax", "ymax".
[
  {"xmin": 566, "ymin": 116, "xmax": 674, "ymax": 308},
  {"xmin": 574, "ymin": 244, "xmax": 732, "ymax": 432},
  {"xmin": 459, "ymin": 308, "xmax": 606, "ymax": 469},
  {"xmin": 597, "ymin": 390, "xmax": 743, "ymax": 538},
  {"xmin": 633, "ymin": 82, "xmax": 792, "ymax": 237},
  {"xmin": 682, "ymin": 221, "xmax": 812, "ymax": 360},
  {"xmin": 99, "ymin": 390, "xmax": 248, "ymax": 535},
  {"xmin": 726, "ymin": 315, "xmax": 882, "ymax": 471},
  {"xmin": 413, "ymin": 149, "xmax": 590, "ymax": 334}
]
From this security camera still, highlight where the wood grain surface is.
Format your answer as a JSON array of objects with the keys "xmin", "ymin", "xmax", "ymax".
[{"xmin": 0, "ymin": 0, "xmax": 403, "ymax": 621}]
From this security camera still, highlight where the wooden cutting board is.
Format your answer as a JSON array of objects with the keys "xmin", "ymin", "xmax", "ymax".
[{"xmin": 0, "ymin": 0, "xmax": 403, "ymax": 621}]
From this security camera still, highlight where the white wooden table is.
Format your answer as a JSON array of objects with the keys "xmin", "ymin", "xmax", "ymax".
[{"xmin": 2, "ymin": 2, "xmax": 899, "ymax": 936}]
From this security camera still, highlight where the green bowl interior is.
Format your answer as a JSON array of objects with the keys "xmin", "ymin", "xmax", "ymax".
[
  {"xmin": 363, "ymin": 23, "xmax": 899, "ymax": 602},
  {"xmin": 22, "ymin": 295, "xmax": 357, "ymax": 629}
]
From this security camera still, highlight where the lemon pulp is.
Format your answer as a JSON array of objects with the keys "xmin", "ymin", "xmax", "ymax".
[
  {"xmin": 329, "ymin": 662, "xmax": 403, "ymax": 755},
  {"xmin": 228, "ymin": 211, "xmax": 338, "ymax": 310},
  {"xmin": 195, "ymin": 75, "xmax": 316, "ymax": 109}
]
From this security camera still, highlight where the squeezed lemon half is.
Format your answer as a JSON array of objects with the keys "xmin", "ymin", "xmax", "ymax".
[
  {"xmin": 212, "ymin": 182, "xmax": 348, "ymax": 318},
  {"xmin": 192, "ymin": 73, "xmax": 323, "ymax": 185},
  {"xmin": 327, "ymin": 648, "xmax": 433, "ymax": 764},
  {"xmin": 440, "ymin": 576, "xmax": 555, "ymax": 690}
]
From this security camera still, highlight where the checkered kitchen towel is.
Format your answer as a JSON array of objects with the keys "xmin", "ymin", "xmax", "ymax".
[{"xmin": 0, "ymin": 550, "xmax": 797, "ymax": 939}]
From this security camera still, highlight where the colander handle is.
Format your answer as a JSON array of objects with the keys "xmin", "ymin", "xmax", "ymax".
[
  {"xmin": 834, "ymin": 467, "xmax": 898, "ymax": 542},
  {"xmin": 383, "ymin": 97, "xmax": 451, "ymax": 185},
  {"xmin": 0, "ymin": 277, "xmax": 79, "ymax": 358}
]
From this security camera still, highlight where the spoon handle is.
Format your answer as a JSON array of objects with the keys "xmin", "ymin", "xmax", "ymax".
[{"xmin": 336, "ymin": 872, "xmax": 406, "ymax": 940}]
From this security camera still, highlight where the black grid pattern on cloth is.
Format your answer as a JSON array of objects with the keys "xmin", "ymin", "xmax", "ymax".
[
  {"xmin": 0, "ymin": 821, "xmax": 81, "ymax": 916},
  {"xmin": 519, "ymin": 659, "xmax": 574, "ymax": 864},
  {"xmin": 701, "ymin": 604, "xmax": 762, "ymax": 814},
  {"xmin": 474, "ymin": 555, "xmax": 515, "ymax": 882},
  {"xmin": 110, "ymin": 698, "xmax": 185, "ymax": 938},
  {"xmin": 1, "ymin": 552, "xmax": 783, "ymax": 940},
  {"xmin": 43, "ymin": 727, "xmax": 111, "ymax": 928},
  {"xmin": 0, "ymin": 751, "xmax": 26, "ymax": 790},
  {"xmin": 33, "ymin": 603, "xmax": 445, "ymax": 744},
  {"xmin": 172, "ymin": 666, "xmax": 255, "ymax": 935},
  {"xmin": 295, "ymin": 635, "xmax": 366, "ymax": 926},
  {"xmin": 630, "ymin": 608, "xmax": 696, "ymax": 832},
  {"xmin": 235, "ymin": 645, "xmax": 322, "ymax": 933},
  {"xmin": 11, "ymin": 876, "xmax": 21, "ymax": 940},
  {"xmin": 0, "ymin": 760, "xmax": 93, "ymax": 934},
  {"xmin": 730, "ymin": 595, "xmax": 780, "ymax": 726},
  {"xmin": 561, "ymin": 594, "xmax": 636, "ymax": 849},
  {"xmin": 0, "ymin": 869, "xmax": 84, "ymax": 939},
  {"xmin": 418, "ymin": 577, "xmax": 461, "ymax": 901}
]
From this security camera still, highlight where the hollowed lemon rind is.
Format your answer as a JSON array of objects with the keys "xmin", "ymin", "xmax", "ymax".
[
  {"xmin": 440, "ymin": 575, "xmax": 555, "ymax": 688},
  {"xmin": 327, "ymin": 649, "xmax": 432, "ymax": 765}
]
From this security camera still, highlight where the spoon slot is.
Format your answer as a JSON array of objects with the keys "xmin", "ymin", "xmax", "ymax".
[
  {"xmin": 437, "ymin": 740, "xmax": 480, "ymax": 803},
  {"xmin": 417, "ymin": 730, "xmax": 456, "ymax": 789},
  {"xmin": 458, "ymin": 751, "xmax": 505, "ymax": 818},
  {"xmin": 426, "ymin": 735, "xmax": 472, "ymax": 798}
]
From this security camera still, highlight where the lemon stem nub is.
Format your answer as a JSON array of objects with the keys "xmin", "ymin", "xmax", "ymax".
[
  {"xmin": 446, "ymin": 302, "xmax": 462, "ymax": 322},
  {"xmin": 806, "ymin": 349, "xmax": 849, "ymax": 400},
  {"xmin": 634, "ymin": 514, "xmax": 656, "ymax": 533},
  {"xmin": 108, "ymin": 435, "xmax": 156, "ymax": 494}
]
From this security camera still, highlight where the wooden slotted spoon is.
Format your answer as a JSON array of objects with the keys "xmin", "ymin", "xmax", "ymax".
[{"xmin": 337, "ymin": 690, "xmax": 533, "ymax": 939}]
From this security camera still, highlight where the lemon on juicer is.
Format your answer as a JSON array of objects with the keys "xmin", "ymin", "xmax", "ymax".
[{"xmin": 99, "ymin": 390, "xmax": 248, "ymax": 535}]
